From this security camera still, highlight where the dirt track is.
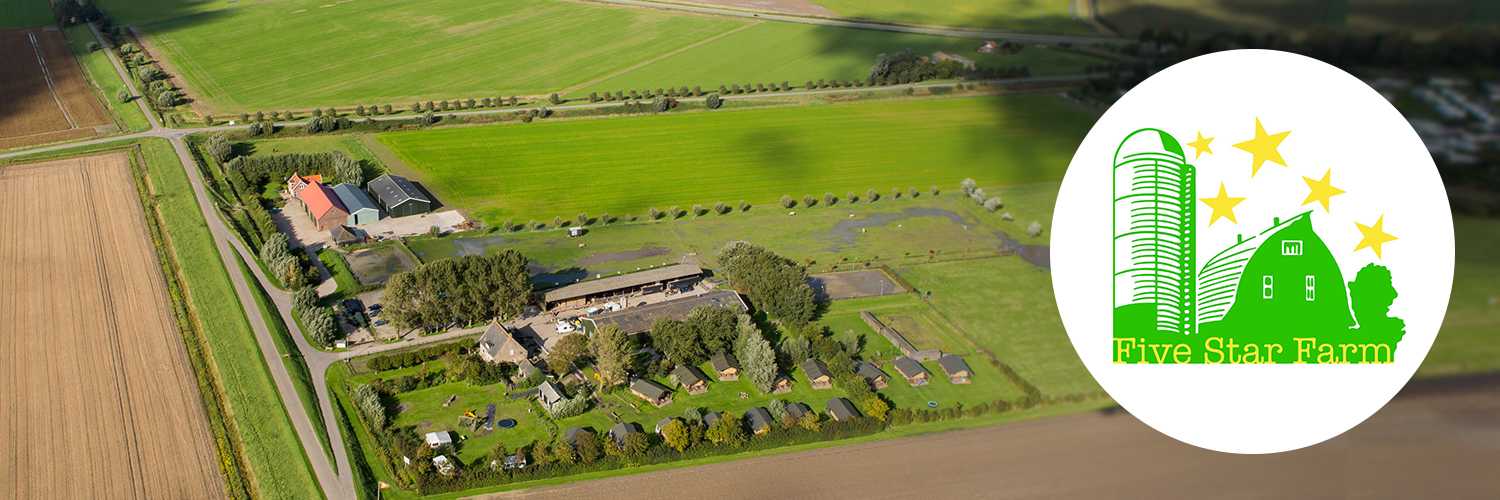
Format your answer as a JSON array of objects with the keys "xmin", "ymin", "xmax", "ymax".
[
  {"xmin": 472, "ymin": 375, "xmax": 1500, "ymax": 499},
  {"xmin": 0, "ymin": 153, "xmax": 226, "ymax": 499},
  {"xmin": 0, "ymin": 28, "xmax": 112, "ymax": 150}
]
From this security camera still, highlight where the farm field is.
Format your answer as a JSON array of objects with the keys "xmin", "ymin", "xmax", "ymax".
[
  {"xmin": 809, "ymin": 0, "xmax": 1091, "ymax": 33},
  {"xmin": 1096, "ymin": 0, "xmax": 1486, "ymax": 38},
  {"xmin": 64, "ymin": 24, "xmax": 151, "ymax": 132},
  {"xmin": 378, "ymin": 95, "xmax": 1093, "ymax": 225},
  {"xmin": 0, "ymin": 0, "xmax": 53, "ymax": 30},
  {"xmin": 0, "ymin": 28, "xmax": 113, "ymax": 150},
  {"xmin": 137, "ymin": 0, "xmax": 742, "ymax": 113},
  {"xmin": 572, "ymin": 22, "xmax": 1109, "ymax": 97},
  {"xmin": 0, "ymin": 153, "xmax": 226, "ymax": 499}
]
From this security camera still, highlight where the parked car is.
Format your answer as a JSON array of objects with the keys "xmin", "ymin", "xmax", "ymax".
[
  {"xmin": 374, "ymin": 319, "xmax": 388, "ymax": 326},
  {"xmin": 368, "ymin": 303, "xmax": 382, "ymax": 311},
  {"xmin": 369, "ymin": 309, "xmax": 380, "ymax": 318}
]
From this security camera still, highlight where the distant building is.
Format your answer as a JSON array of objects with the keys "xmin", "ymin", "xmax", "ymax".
[
  {"xmin": 826, "ymin": 398, "xmax": 861, "ymax": 421},
  {"xmin": 892, "ymin": 356, "xmax": 929, "ymax": 386},
  {"xmin": 367, "ymin": 173, "xmax": 431, "ymax": 217},
  {"xmin": 579, "ymin": 289, "xmax": 746, "ymax": 336},
  {"xmin": 977, "ymin": 41, "xmax": 998, "ymax": 53},
  {"xmin": 801, "ymin": 359, "xmax": 832, "ymax": 389},
  {"xmin": 477, "ymin": 321, "xmax": 529, "ymax": 364},
  {"xmin": 938, "ymin": 354, "xmax": 972, "ymax": 384},
  {"xmin": 544, "ymin": 264, "xmax": 704, "ymax": 311},
  {"xmin": 744, "ymin": 407, "xmax": 774, "ymax": 435},
  {"xmin": 299, "ymin": 182, "xmax": 349, "ymax": 231},
  {"xmin": 331, "ymin": 183, "xmax": 380, "ymax": 225},
  {"xmin": 629, "ymin": 378, "xmax": 674, "ymax": 408},
  {"xmin": 931, "ymin": 51, "xmax": 976, "ymax": 69},
  {"xmin": 710, "ymin": 352, "xmax": 740, "ymax": 381},
  {"xmin": 672, "ymin": 364, "xmax": 710, "ymax": 395}
]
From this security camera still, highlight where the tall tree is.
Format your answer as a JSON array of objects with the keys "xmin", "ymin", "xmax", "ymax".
[
  {"xmin": 591, "ymin": 324, "xmax": 631, "ymax": 386},
  {"xmin": 735, "ymin": 314, "xmax": 777, "ymax": 393}
]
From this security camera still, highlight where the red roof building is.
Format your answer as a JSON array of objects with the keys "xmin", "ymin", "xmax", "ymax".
[
  {"xmin": 301, "ymin": 182, "xmax": 349, "ymax": 231},
  {"xmin": 287, "ymin": 173, "xmax": 324, "ymax": 198}
]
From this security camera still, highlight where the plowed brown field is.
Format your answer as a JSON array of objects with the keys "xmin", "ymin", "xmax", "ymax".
[
  {"xmin": 0, "ymin": 28, "xmax": 112, "ymax": 150},
  {"xmin": 0, "ymin": 153, "xmax": 226, "ymax": 499}
]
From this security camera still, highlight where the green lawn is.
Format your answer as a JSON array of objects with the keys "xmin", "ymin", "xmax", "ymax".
[
  {"xmin": 1, "ymin": 0, "xmax": 52, "ymax": 30},
  {"xmin": 572, "ymin": 22, "xmax": 1108, "ymax": 97},
  {"xmin": 137, "ymin": 0, "xmax": 742, "ymax": 113},
  {"xmin": 133, "ymin": 138, "xmax": 326, "ymax": 499},
  {"xmin": 318, "ymin": 248, "xmax": 363, "ymax": 299},
  {"xmin": 63, "ymin": 24, "xmax": 152, "ymax": 132},
  {"xmin": 1419, "ymin": 215, "xmax": 1500, "ymax": 377},
  {"xmin": 813, "ymin": 0, "xmax": 1092, "ymax": 33},
  {"xmin": 378, "ymin": 95, "xmax": 1092, "ymax": 225}
]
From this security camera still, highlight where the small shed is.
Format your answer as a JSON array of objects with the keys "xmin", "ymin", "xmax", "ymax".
[
  {"xmin": 537, "ymin": 381, "xmax": 566, "ymax": 409},
  {"xmin": 672, "ymin": 364, "xmax": 710, "ymax": 394},
  {"xmin": 608, "ymin": 422, "xmax": 639, "ymax": 446},
  {"xmin": 629, "ymin": 378, "xmax": 674, "ymax": 408},
  {"xmin": 656, "ymin": 417, "xmax": 677, "ymax": 435},
  {"xmin": 786, "ymin": 402, "xmax": 812, "ymax": 420},
  {"xmin": 801, "ymin": 359, "xmax": 833, "ymax": 389},
  {"xmin": 330, "ymin": 225, "xmax": 365, "ymax": 247},
  {"xmin": 424, "ymin": 431, "xmax": 452, "ymax": 449},
  {"xmin": 826, "ymin": 397, "xmax": 861, "ymax": 421},
  {"xmin": 892, "ymin": 356, "xmax": 929, "ymax": 386},
  {"xmin": 710, "ymin": 352, "xmax": 740, "ymax": 381},
  {"xmin": 516, "ymin": 359, "xmax": 537, "ymax": 379},
  {"xmin": 939, "ymin": 354, "xmax": 972, "ymax": 384},
  {"xmin": 744, "ymin": 407, "xmax": 774, "ymax": 435},
  {"xmin": 855, "ymin": 360, "xmax": 889, "ymax": 389},
  {"xmin": 567, "ymin": 226, "xmax": 585, "ymax": 237}
]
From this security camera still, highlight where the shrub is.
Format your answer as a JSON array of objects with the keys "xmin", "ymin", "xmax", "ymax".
[
  {"xmin": 866, "ymin": 188, "xmax": 879, "ymax": 201},
  {"xmin": 802, "ymin": 195, "xmax": 815, "ymax": 207},
  {"xmin": 984, "ymin": 198, "xmax": 1002, "ymax": 212},
  {"xmin": 705, "ymin": 93, "xmax": 722, "ymax": 110},
  {"xmin": 824, "ymin": 192, "xmax": 835, "ymax": 206},
  {"xmin": 780, "ymin": 195, "xmax": 794, "ymax": 209}
]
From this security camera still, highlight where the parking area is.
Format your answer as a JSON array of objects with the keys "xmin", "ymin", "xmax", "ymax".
[{"xmin": 360, "ymin": 210, "xmax": 470, "ymax": 239}]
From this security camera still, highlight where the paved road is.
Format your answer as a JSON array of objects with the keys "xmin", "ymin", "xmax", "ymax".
[
  {"xmin": 471, "ymin": 374, "xmax": 1500, "ymax": 499},
  {"xmin": 589, "ymin": 0, "xmax": 1122, "ymax": 44}
]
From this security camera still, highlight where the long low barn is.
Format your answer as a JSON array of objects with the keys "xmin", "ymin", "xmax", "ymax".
[
  {"xmin": 580, "ymin": 289, "xmax": 746, "ymax": 336},
  {"xmin": 542, "ymin": 263, "xmax": 703, "ymax": 310}
]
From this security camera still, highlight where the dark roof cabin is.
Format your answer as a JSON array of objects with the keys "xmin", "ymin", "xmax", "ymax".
[
  {"xmin": 826, "ymin": 397, "xmax": 861, "ymax": 421},
  {"xmin": 565, "ymin": 427, "xmax": 588, "ymax": 447},
  {"xmin": 709, "ymin": 352, "xmax": 740, "ymax": 381},
  {"xmin": 656, "ymin": 417, "xmax": 677, "ymax": 435},
  {"xmin": 855, "ymin": 360, "xmax": 889, "ymax": 389},
  {"xmin": 939, "ymin": 354, "xmax": 972, "ymax": 384},
  {"xmin": 367, "ymin": 173, "xmax": 431, "ymax": 218},
  {"xmin": 786, "ymin": 402, "xmax": 812, "ymax": 420},
  {"xmin": 892, "ymin": 356, "xmax": 929, "ymax": 386},
  {"xmin": 744, "ymin": 407, "xmax": 774, "ymax": 435},
  {"xmin": 703, "ymin": 411, "xmax": 724, "ymax": 427},
  {"xmin": 671, "ymin": 364, "xmax": 710, "ymax": 395},
  {"xmin": 772, "ymin": 374, "xmax": 793, "ymax": 394},
  {"xmin": 629, "ymin": 378, "xmax": 674, "ymax": 408},
  {"xmin": 608, "ymin": 422, "xmax": 639, "ymax": 446},
  {"xmin": 801, "ymin": 359, "xmax": 832, "ymax": 389}
]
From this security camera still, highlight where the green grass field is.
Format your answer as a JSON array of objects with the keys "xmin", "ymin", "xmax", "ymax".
[
  {"xmin": 378, "ymin": 95, "xmax": 1092, "ymax": 225},
  {"xmin": 812, "ymin": 0, "xmax": 1091, "ymax": 33},
  {"xmin": 63, "ymin": 25, "xmax": 152, "ymax": 132},
  {"xmin": 572, "ymin": 22, "xmax": 1107, "ymax": 97},
  {"xmin": 1, "ymin": 0, "xmax": 53, "ymax": 30},
  {"xmin": 137, "ymin": 0, "xmax": 741, "ymax": 112},
  {"xmin": 133, "ymin": 138, "xmax": 325, "ymax": 499}
]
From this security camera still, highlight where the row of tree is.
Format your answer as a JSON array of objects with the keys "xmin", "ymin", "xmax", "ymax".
[
  {"xmin": 717, "ymin": 241, "xmax": 817, "ymax": 325},
  {"xmin": 380, "ymin": 251, "xmax": 532, "ymax": 332}
]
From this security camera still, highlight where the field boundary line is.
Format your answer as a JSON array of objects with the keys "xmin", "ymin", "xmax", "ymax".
[
  {"xmin": 557, "ymin": 20, "xmax": 760, "ymax": 96},
  {"xmin": 30, "ymin": 32, "xmax": 78, "ymax": 129}
]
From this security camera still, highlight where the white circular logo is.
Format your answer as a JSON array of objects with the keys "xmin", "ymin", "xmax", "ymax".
[{"xmin": 1052, "ymin": 50, "xmax": 1454, "ymax": 454}]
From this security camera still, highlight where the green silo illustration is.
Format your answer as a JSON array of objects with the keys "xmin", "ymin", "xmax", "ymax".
[{"xmin": 1113, "ymin": 129, "xmax": 1196, "ymax": 337}]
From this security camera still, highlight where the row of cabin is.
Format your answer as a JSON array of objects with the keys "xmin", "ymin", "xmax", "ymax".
[
  {"xmin": 287, "ymin": 173, "xmax": 432, "ymax": 231},
  {"xmin": 577, "ymin": 396, "xmax": 864, "ymax": 446},
  {"xmin": 889, "ymin": 354, "xmax": 972, "ymax": 386}
]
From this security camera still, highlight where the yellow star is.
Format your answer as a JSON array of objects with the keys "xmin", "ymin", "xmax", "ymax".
[
  {"xmin": 1354, "ymin": 215, "xmax": 1398, "ymax": 259},
  {"xmin": 1199, "ymin": 182, "xmax": 1246, "ymax": 227},
  {"xmin": 1186, "ymin": 132, "xmax": 1214, "ymax": 159},
  {"xmin": 1301, "ymin": 169, "xmax": 1346, "ymax": 212},
  {"xmin": 1232, "ymin": 118, "xmax": 1290, "ymax": 177}
]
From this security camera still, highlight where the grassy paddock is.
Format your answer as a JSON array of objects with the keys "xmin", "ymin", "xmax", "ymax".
[
  {"xmin": 64, "ymin": 24, "xmax": 152, "ymax": 132},
  {"xmin": 1420, "ymin": 215, "xmax": 1500, "ymax": 377},
  {"xmin": 378, "ymin": 95, "xmax": 1092, "ymax": 225},
  {"xmin": 138, "ymin": 0, "xmax": 742, "ymax": 112},
  {"xmin": 0, "ymin": 0, "xmax": 53, "ymax": 30}
]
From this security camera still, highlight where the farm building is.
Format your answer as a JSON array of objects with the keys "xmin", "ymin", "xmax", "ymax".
[
  {"xmin": 477, "ymin": 321, "xmax": 530, "ymax": 364},
  {"xmin": 331, "ymin": 183, "xmax": 381, "ymax": 225},
  {"xmin": 656, "ymin": 417, "xmax": 677, "ymax": 435},
  {"xmin": 892, "ymin": 356, "xmax": 930, "ymax": 386},
  {"xmin": 579, "ymin": 289, "xmax": 746, "ymax": 336},
  {"xmin": 565, "ymin": 426, "xmax": 587, "ymax": 447},
  {"xmin": 855, "ymin": 360, "xmax": 889, "ymax": 389},
  {"xmin": 608, "ymin": 422, "xmax": 639, "ymax": 446},
  {"xmin": 537, "ymin": 381, "xmax": 566, "ymax": 409},
  {"xmin": 772, "ymin": 374, "xmax": 793, "ymax": 394},
  {"xmin": 367, "ymin": 173, "xmax": 431, "ymax": 217},
  {"xmin": 629, "ymin": 378, "xmax": 674, "ymax": 408},
  {"xmin": 703, "ymin": 411, "xmax": 724, "ymax": 427},
  {"xmin": 787, "ymin": 402, "xmax": 812, "ymax": 420},
  {"xmin": 827, "ymin": 398, "xmax": 861, "ymax": 421},
  {"xmin": 286, "ymin": 173, "xmax": 322, "ymax": 197},
  {"xmin": 330, "ymin": 225, "xmax": 366, "ymax": 247},
  {"xmin": 299, "ymin": 182, "xmax": 350, "ymax": 231},
  {"xmin": 744, "ymin": 407, "xmax": 774, "ymax": 435},
  {"xmin": 801, "ymin": 359, "xmax": 833, "ymax": 389},
  {"xmin": 939, "ymin": 354, "xmax": 972, "ymax": 384},
  {"xmin": 672, "ymin": 364, "xmax": 710, "ymax": 394},
  {"xmin": 424, "ymin": 431, "xmax": 452, "ymax": 448},
  {"xmin": 543, "ymin": 263, "xmax": 704, "ymax": 311},
  {"xmin": 931, "ymin": 51, "xmax": 976, "ymax": 69},
  {"xmin": 710, "ymin": 352, "xmax": 740, "ymax": 381}
]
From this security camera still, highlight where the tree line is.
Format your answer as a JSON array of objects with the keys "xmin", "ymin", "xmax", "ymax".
[
  {"xmin": 717, "ymin": 241, "xmax": 816, "ymax": 326},
  {"xmin": 381, "ymin": 251, "xmax": 532, "ymax": 333}
]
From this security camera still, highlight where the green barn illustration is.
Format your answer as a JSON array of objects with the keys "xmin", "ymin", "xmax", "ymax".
[{"xmin": 1197, "ymin": 212, "xmax": 1355, "ymax": 337}]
